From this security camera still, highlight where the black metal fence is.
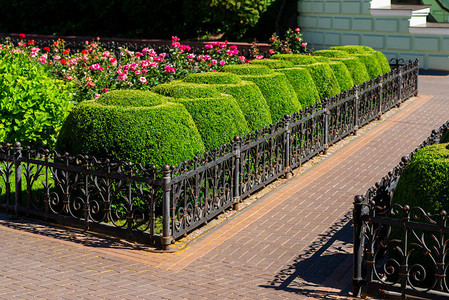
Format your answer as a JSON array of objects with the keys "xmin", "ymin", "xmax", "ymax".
[
  {"xmin": 353, "ymin": 120, "xmax": 449, "ymax": 299},
  {"xmin": 0, "ymin": 59, "xmax": 419, "ymax": 250}
]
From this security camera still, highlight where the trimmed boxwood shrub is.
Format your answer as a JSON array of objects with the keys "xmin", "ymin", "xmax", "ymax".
[
  {"xmin": 56, "ymin": 90, "xmax": 205, "ymax": 167},
  {"xmin": 373, "ymin": 51, "xmax": 391, "ymax": 74},
  {"xmin": 303, "ymin": 63, "xmax": 341, "ymax": 100},
  {"xmin": 331, "ymin": 57, "xmax": 370, "ymax": 85},
  {"xmin": 152, "ymin": 80, "xmax": 249, "ymax": 149},
  {"xmin": 248, "ymin": 60, "xmax": 320, "ymax": 107},
  {"xmin": 249, "ymin": 59, "xmax": 295, "ymax": 69},
  {"xmin": 313, "ymin": 50, "xmax": 350, "ymax": 58},
  {"xmin": 271, "ymin": 54, "xmax": 331, "ymax": 65},
  {"xmin": 183, "ymin": 72, "xmax": 272, "ymax": 131},
  {"xmin": 170, "ymin": 95, "xmax": 250, "ymax": 149},
  {"xmin": 222, "ymin": 64, "xmax": 300, "ymax": 122},
  {"xmin": 352, "ymin": 53, "xmax": 383, "ymax": 79},
  {"xmin": 441, "ymin": 130, "xmax": 449, "ymax": 143},
  {"xmin": 327, "ymin": 61, "xmax": 354, "ymax": 92},
  {"xmin": 329, "ymin": 45, "xmax": 375, "ymax": 53},
  {"xmin": 275, "ymin": 67, "xmax": 321, "ymax": 107},
  {"xmin": 151, "ymin": 80, "xmax": 222, "ymax": 98},
  {"xmin": 393, "ymin": 143, "xmax": 449, "ymax": 213}
]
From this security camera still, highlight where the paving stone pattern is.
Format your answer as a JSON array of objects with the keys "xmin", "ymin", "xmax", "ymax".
[{"xmin": 0, "ymin": 75, "xmax": 448, "ymax": 299}]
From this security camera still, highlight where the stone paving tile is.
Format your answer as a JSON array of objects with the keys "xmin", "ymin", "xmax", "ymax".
[{"xmin": 0, "ymin": 75, "xmax": 448, "ymax": 299}]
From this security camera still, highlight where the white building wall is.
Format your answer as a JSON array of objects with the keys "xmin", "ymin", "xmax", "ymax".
[{"xmin": 298, "ymin": 0, "xmax": 449, "ymax": 70}]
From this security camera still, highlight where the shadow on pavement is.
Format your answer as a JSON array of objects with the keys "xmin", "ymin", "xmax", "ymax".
[
  {"xmin": 0, "ymin": 212, "xmax": 142, "ymax": 250},
  {"xmin": 261, "ymin": 212, "xmax": 356, "ymax": 299}
]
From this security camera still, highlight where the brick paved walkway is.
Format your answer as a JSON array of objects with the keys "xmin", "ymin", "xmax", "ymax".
[{"xmin": 1, "ymin": 74, "xmax": 448, "ymax": 299}]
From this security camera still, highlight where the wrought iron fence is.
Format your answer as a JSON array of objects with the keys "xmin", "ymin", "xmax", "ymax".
[
  {"xmin": 0, "ymin": 59, "xmax": 419, "ymax": 250},
  {"xmin": 353, "ymin": 120, "xmax": 449, "ymax": 299}
]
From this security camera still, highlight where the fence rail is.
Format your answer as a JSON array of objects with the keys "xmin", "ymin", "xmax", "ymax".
[
  {"xmin": 353, "ymin": 120, "xmax": 449, "ymax": 299},
  {"xmin": 0, "ymin": 59, "xmax": 419, "ymax": 249}
]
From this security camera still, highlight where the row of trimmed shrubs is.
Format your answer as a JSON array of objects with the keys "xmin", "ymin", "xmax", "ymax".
[{"xmin": 56, "ymin": 45, "xmax": 391, "ymax": 167}]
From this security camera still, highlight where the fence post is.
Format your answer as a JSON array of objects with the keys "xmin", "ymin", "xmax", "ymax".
[
  {"xmin": 14, "ymin": 142, "xmax": 22, "ymax": 216},
  {"xmin": 284, "ymin": 115, "xmax": 292, "ymax": 179},
  {"xmin": 353, "ymin": 195, "xmax": 365, "ymax": 297},
  {"xmin": 414, "ymin": 59, "xmax": 419, "ymax": 96},
  {"xmin": 354, "ymin": 87, "xmax": 359, "ymax": 135},
  {"xmin": 378, "ymin": 76, "xmax": 383, "ymax": 120},
  {"xmin": 397, "ymin": 68, "xmax": 403, "ymax": 106},
  {"xmin": 161, "ymin": 165, "xmax": 172, "ymax": 250},
  {"xmin": 233, "ymin": 136, "xmax": 241, "ymax": 210},
  {"xmin": 323, "ymin": 100, "xmax": 329, "ymax": 154}
]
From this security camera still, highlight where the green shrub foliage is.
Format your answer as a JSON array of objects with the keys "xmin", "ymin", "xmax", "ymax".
[
  {"xmin": 275, "ymin": 67, "xmax": 320, "ymax": 107},
  {"xmin": 183, "ymin": 72, "xmax": 272, "ymax": 131},
  {"xmin": 393, "ymin": 143, "xmax": 449, "ymax": 213},
  {"xmin": 330, "ymin": 57, "xmax": 370, "ymax": 85},
  {"xmin": 151, "ymin": 81, "xmax": 222, "ymax": 98},
  {"xmin": 56, "ymin": 90, "xmax": 205, "ymax": 167},
  {"xmin": 373, "ymin": 51, "xmax": 391, "ymax": 74},
  {"xmin": 327, "ymin": 61, "xmax": 354, "ymax": 92},
  {"xmin": 249, "ymin": 59, "xmax": 295, "ymax": 69},
  {"xmin": 329, "ymin": 45, "xmax": 375, "ymax": 53},
  {"xmin": 170, "ymin": 95, "xmax": 250, "ymax": 149},
  {"xmin": 352, "ymin": 53, "xmax": 383, "ymax": 79},
  {"xmin": 303, "ymin": 63, "xmax": 341, "ymax": 100},
  {"xmin": 441, "ymin": 130, "xmax": 449, "ymax": 143},
  {"xmin": 152, "ymin": 80, "xmax": 249, "ymax": 149},
  {"xmin": 0, "ymin": 50, "xmax": 75, "ymax": 148},
  {"xmin": 271, "ymin": 54, "xmax": 331, "ymax": 65},
  {"xmin": 313, "ymin": 50, "xmax": 350, "ymax": 58},
  {"xmin": 223, "ymin": 64, "xmax": 300, "ymax": 122}
]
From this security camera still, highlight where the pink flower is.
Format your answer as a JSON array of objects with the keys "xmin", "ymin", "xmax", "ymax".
[
  {"xmin": 89, "ymin": 63, "xmax": 104, "ymax": 71},
  {"xmin": 139, "ymin": 77, "xmax": 147, "ymax": 83},
  {"xmin": 180, "ymin": 45, "xmax": 191, "ymax": 52},
  {"xmin": 54, "ymin": 55, "xmax": 61, "ymax": 60},
  {"xmin": 119, "ymin": 74, "xmax": 128, "ymax": 81},
  {"xmin": 103, "ymin": 88, "xmax": 108, "ymax": 93},
  {"xmin": 172, "ymin": 36, "xmax": 180, "ymax": 42},
  {"xmin": 164, "ymin": 65, "xmax": 175, "ymax": 73},
  {"xmin": 87, "ymin": 81, "xmax": 95, "ymax": 88},
  {"xmin": 66, "ymin": 76, "xmax": 73, "ymax": 81},
  {"xmin": 219, "ymin": 60, "xmax": 226, "ymax": 66},
  {"xmin": 211, "ymin": 59, "xmax": 217, "ymax": 64},
  {"xmin": 94, "ymin": 93, "xmax": 100, "ymax": 98},
  {"xmin": 295, "ymin": 27, "xmax": 301, "ymax": 33},
  {"xmin": 301, "ymin": 42, "xmax": 308, "ymax": 47},
  {"xmin": 205, "ymin": 44, "xmax": 213, "ymax": 50},
  {"xmin": 39, "ymin": 54, "xmax": 47, "ymax": 64},
  {"xmin": 269, "ymin": 49, "xmax": 275, "ymax": 54},
  {"xmin": 171, "ymin": 42, "xmax": 180, "ymax": 48}
]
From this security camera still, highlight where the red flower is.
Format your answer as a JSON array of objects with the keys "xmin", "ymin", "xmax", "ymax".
[
  {"xmin": 81, "ymin": 50, "xmax": 88, "ymax": 54},
  {"xmin": 60, "ymin": 59, "xmax": 67, "ymax": 65},
  {"xmin": 19, "ymin": 33, "xmax": 25, "ymax": 39},
  {"xmin": 44, "ymin": 47, "xmax": 50, "ymax": 53},
  {"xmin": 27, "ymin": 40, "xmax": 35, "ymax": 46},
  {"xmin": 62, "ymin": 48, "xmax": 70, "ymax": 55}
]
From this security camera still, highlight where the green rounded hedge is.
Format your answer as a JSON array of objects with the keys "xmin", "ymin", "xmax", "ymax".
[
  {"xmin": 271, "ymin": 54, "xmax": 331, "ymax": 65},
  {"xmin": 183, "ymin": 72, "xmax": 272, "ymax": 131},
  {"xmin": 223, "ymin": 64, "xmax": 300, "ymax": 122},
  {"xmin": 275, "ymin": 67, "xmax": 320, "ymax": 107},
  {"xmin": 152, "ymin": 80, "xmax": 249, "ymax": 149},
  {"xmin": 327, "ymin": 61, "xmax": 354, "ymax": 92},
  {"xmin": 393, "ymin": 143, "xmax": 449, "ymax": 213},
  {"xmin": 56, "ymin": 90, "xmax": 205, "ymax": 167},
  {"xmin": 373, "ymin": 51, "xmax": 391, "ymax": 74},
  {"xmin": 170, "ymin": 95, "xmax": 250, "ymax": 149},
  {"xmin": 313, "ymin": 50, "xmax": 350, "ymax": 58},
  {"xmin": 441, "ymin": 130, "xmax": 449, "ymax": 143},
  {"xmin": 352, "ymin": 53, "xmax": 383, "ymax": 79},
  {"xmin": 329, "ymin": 45, "xmax": 375, "ymax": 54},
  {"xmin": 249, "ymin": 59, "xmax": 295, "ymax": 69},
  {"xmin": 151, "ymin": 80, "xmax": 222, "ymax": 98},
  {"xmin": 303, "ymin": 63, "xmax": 341, "ymax": 100},
  {"xmin": 331, "ymin": 57, "xmax": 370, "ymax": 85}
]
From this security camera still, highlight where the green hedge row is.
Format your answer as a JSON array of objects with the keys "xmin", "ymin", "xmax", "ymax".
[{"xmin": 56, "ymin": 90, "xmax": 205, "ymax": 167}]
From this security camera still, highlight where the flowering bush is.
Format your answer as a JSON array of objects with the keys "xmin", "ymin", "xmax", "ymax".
[
  {"xmin": 3, "ymin": 35, "xmax": 247, "ymax": 102},
  {"xmin": 268, "ymin": 28, "xmax": 308, "ymax": 55}
]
